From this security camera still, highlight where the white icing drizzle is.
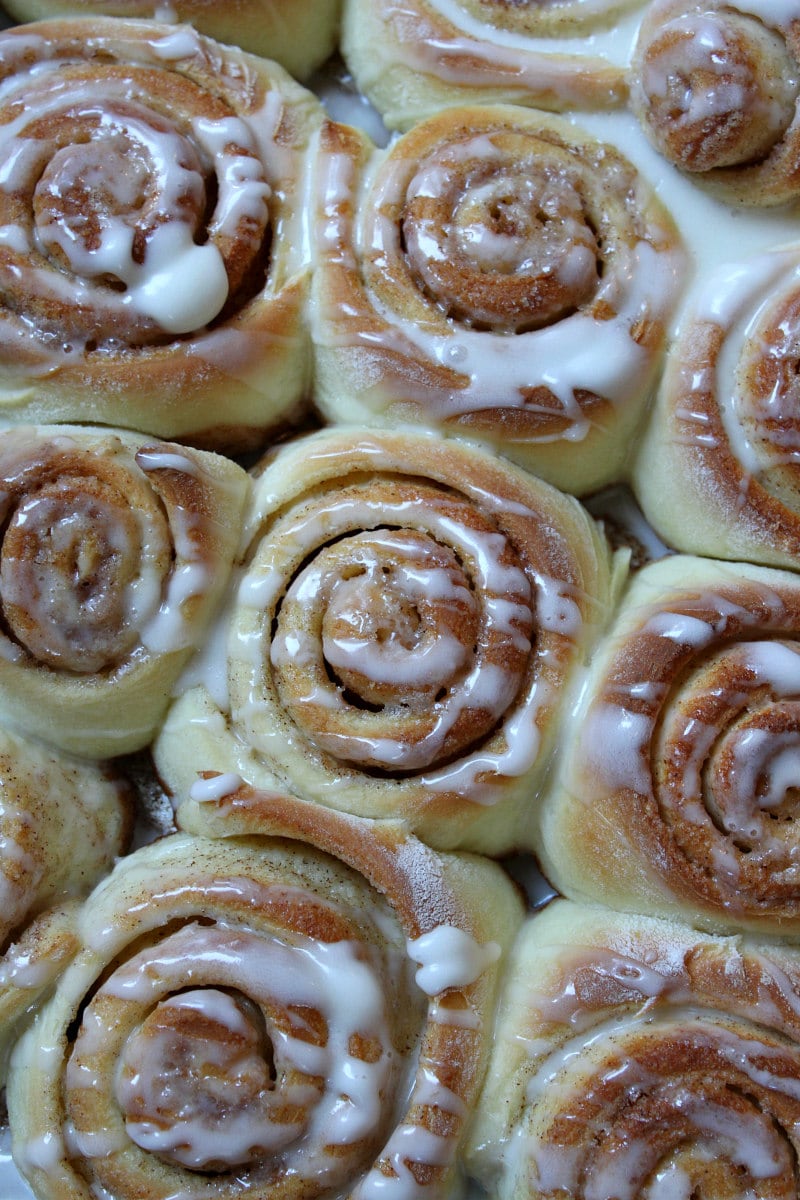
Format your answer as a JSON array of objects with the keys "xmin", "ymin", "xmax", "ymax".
[
  {"xmin": 407, "ymin": 925, "xmax": 500, "ymax": 994},
  {"xmin": 191, "ymin": 114, "xmax": 272, "ymax": 240},
  {"xmin": 363, "ymin": 0, "xmax": 643, "ymax": 113},
  {"xmin": 516, "ymin": 1008, "xmax": 800, "ymax": 1195},
  {"xmin": 355, "ymin": 1125, "xmax": 454, "ymax": 1200},
  {"xmin": 326, "ymin": 121, "xmax": 685, "ymax": 436},
  {"xmin": 234, "ymin": 491, "xmax": 554, "ymax": 792},
  {"xmin": 188, "ymin": 773, "xmax": 243, "ymax": 804},
  {"xmin": 135, "ymin": 450, "xmax": 200, "ymax": 476},
  {"xmin": 73, "ymin": 922, "xmax": 397, "ymax": 1172},
  {"xmin": 672, "ymin": 247, "xmax": 800, "ymax": 473}
]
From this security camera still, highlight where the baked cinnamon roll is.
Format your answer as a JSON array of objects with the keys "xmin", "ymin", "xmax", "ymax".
[
  {"xmin": 0, "ymin": 17, "xmax": 323, "ymax": 452},
  {"xmin": 154, "ymin": 426, "xmax": 620, "ymax": 854},
  {"xmin": 8, "ymin": 789, "xmax": 523, "ymax": 1200},
  {"xmin": 632, "ymin": 244, "xmax": 800, "ymax": 570},
  {"xmin": 468, "ymin": 898, "xmax": 800, "ymax": 1198},
  {"xmin": 0, "ymin": 425, "xmax": 248, "ymax": 758},
  {"xmin": 311, "ymin": 106, "xmax": 687, "ymax": 496},
  {"xmin": 630, "ymin": 0, "xmax": 800, "ymax": 205},
  {"xmin": 536, "ymin": 553, "xmax": 800, "ymax": 937}
]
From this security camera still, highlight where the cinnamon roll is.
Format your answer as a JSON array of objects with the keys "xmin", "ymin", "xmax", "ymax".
[
  {"xmin": 154, "ymin": 426, "xmax": 620, "ymax": 855},
  {"xmin": 7, "ymin": 790, "xmax": 523, "ymax": 1200},
  {"xmin": 0, "ymin": 425, "xmax": 248, "ymax": 759},
  {"xmin": 0, "ymin": 726, "xmax": 131, "ymax": 1080},
  {"xmin": 311, "ymin": 107, "xmax": 687, "ymax": 496},
  {"xmin": 0, "ymin": 17, "xmax": 323, "ymax": 452},
  {"xmin": 632, "ymin": 244, "xmax": 800, "ymax": 571},
  {"xmin": 630, "ymin": 0, "xmax": 800, "ymax": 205},
  {"xmin": 0, "ymin": 1, "xmax": 341, "ymax": 81},
  {"xmin": 341, "ymin": 0, "xmax": 640, "ymax": 129},
  {"xmin": 467, "ymin": 898, "xmax": 800, "ymax": 1198},
  {"xmin": 536, "ymin": 553, "xmax": 800, "ymax": 937}
]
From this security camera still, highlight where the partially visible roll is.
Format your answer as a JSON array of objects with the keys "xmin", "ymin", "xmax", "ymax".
[
  {"xmin": 0, "ymin": 425, "xmax": 249, "ymax": 758},
  {"xmin": 630, "ymin": 0, "xmax": 800, "ymax": 205},
  {"xmin": 0, "ymin": 1, "xmax": 342, "ymax": 80},
  {"xmin": 8, "ymin": 789, "xmax": 524, "ymax": 1200},
  {"xmin": 0, "ymin": 18, "xmax": 323, "ymax": 452},
  {"xmin": 341, "ymin": 0, "xmax": 641, "ymax": 129},
  {"xmin": 467, "ymin": 898, "xmax": 800, "ymax": 1199},
  {"xmin": 0, "ymin": 726, "xmax": 132, "ymax": 1080},
  {"xmin": 632, "ymin": 245, "xmax": 800, "ymax": 571},
  {"xmin": 154, "ymin": 425, "xmax": 621, "ymax": 855},
  {"xmin": 311, "ymin": 106, "xmax": 687, "ymax": 496},
  {"xmin": 536, "ymin": 553, "xmax": 800, "ymax": 937}
]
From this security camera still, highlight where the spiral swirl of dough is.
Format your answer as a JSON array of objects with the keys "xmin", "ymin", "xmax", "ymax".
[
  {"xmin": 8, "ymin": 789, "xmax": 523, "ymax": 1200},
  {"xmin": 632, "ymin": 245, "xmax": 800, "ymax": 571},
  {"xmin": 311, "ymin": 107, "xmax": 686, "ymax": 495},
  {"xmin": 468, "ymin": 899, "xmax": 800, "ymax": 1200},
  {"xmin": 0, "ymin": 425, "xmax": 248, "ymax": 758},
  {"xmin": 341, "ymin": 0, "xmax": 643, "ymax": 128},
  {"xmin": 630, "ymin": 0, "xmax": 800, "ymax": 204},
  {"xmin": 537, "ymin": 554, "xmax": 800, "ymax": 937},
  {"xmin": 154, "ymin": 426, "xmax": 618, "ymax": 854},
  {"xmin": 0, "ymin": 17, "xmax": 323, "ymax": 451}
]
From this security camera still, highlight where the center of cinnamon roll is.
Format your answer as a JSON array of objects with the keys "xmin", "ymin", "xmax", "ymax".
[
  {"xmin": 33, "ymin": 136, "xmax": 157, "ymax": 276},
  {"xmin": 401, "ymin": 143, "xmax": 601, "ymax": 332},
  {"xmin": 707, "ymin": 705, "xmax": 800, "ymax": 850},
  {"xmin": 0, "ymin": 479, "xmax": 149, "ymax": 672},
  {"xmin": 317, "ymin": 532, "xmax": 479, "ymax": 709},
  {"xmin": 116, "ymin": 988, "xmax": 287, "ymax": 1172},
  {"xmin": 27, "ymin": 105, "xmax": 229, "ymax": 334}
]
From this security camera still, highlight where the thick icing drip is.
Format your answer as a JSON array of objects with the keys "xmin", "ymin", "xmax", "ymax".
[
  {"xmin": 407, "ymin": 925, "xmax": 501, "ymax": 994},
  {"xmin": 188, "ymin": 772, "xmax": 244, "ymax": 803}
]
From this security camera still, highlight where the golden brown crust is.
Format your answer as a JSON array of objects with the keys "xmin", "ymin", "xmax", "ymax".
[
  {"xmin": 536, "ymin": 554, "xmax": 800, "ymax": 937},
  {"xmin": 154, "ymin": 425, "xmax": 619, "ymax": 854},
  {"xmin": 311, "ymin": 106, "xmax": 687, "ymax": 496}
]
